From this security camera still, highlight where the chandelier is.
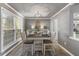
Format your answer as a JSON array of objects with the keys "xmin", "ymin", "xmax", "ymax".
[{"xmin": 34, "ymin": 11, "xmax": 41, "ymax": 17}]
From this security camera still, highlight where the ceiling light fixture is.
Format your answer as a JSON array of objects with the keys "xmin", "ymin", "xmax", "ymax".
[{"xmin": 34, "ymin": 11, "xmax": 41, "ymax": 17}]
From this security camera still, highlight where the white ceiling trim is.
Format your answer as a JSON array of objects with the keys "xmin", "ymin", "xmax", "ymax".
[
  {"xmin": 50, "ymin": 3, "xmax": 74, "ymax": 19},
  {"xmin": 24, "ymin": 17, "xmax": 50, "ymax": 20},
  {"xmin": 5, "ymin": 3, "xmax": 24, "ymax": 17}
]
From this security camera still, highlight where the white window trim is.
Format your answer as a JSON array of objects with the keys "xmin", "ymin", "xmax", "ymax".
[{"xmin": 0, "ymin": 7, "xmax": 23, "ymax": 53}]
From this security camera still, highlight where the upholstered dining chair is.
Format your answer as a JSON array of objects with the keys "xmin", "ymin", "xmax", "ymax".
[{"xmin": 21, "ymin": 32, "xmax": 34, "ymax": 56}]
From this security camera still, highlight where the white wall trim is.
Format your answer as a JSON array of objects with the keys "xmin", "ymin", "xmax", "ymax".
[
  {"xmin": 2, "ymin": 40, "xmax": 22, "ymax": 56},
  {"xmin": 58, "ymin": 43, "xmax": 74, "ymax": 56},
  {"xmin": 4, "ymin": 3, "xmax": 24, "ymax": 18},
  {"xmin": 50, "ymin": 3, "xmax": 74, "ymax": 19},
  {"xmin": 25, "ymin": 17, "xmax": 50, "ymax": 20}
]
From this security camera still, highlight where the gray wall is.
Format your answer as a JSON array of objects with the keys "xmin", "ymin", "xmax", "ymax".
[
  {"xmin": 24, "ymin": 19, "xmax": 50, "ymax": 31},
  {"xmin": 51, "ymin": 4, "xmax": 79, "ymax": 56},
  {"xmin": 51, "ymin": 6, "xmax": 71, "ymax": 45},
  {"xmin": 55, "ymin": 6, "xmax": 71, "ymax": 47}
]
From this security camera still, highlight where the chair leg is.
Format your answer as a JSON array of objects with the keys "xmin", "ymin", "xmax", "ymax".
[
  {"xmin": 43, "ymin": 45, "xmax": 45, "ymax": 56},
  {"xmin": 32, "ymin": 45, "xmax": 33, "ymax": 56},
  {"xmin": 22, "ymin": 44, "xmax": 26, "ymax": 55}
]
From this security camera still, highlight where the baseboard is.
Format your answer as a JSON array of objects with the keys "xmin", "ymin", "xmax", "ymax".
[
  {"xmin": 58, "ymin": 43, "xmax": 74, "ymax": 56},
  {"xmin": 2, "ymin": 41, "xmax": 22, "ymax": 56}
]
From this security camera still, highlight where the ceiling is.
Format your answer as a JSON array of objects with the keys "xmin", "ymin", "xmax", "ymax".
[{"xmin": 8, "ymin": 3, "xmax": 68, "ymax": 18}]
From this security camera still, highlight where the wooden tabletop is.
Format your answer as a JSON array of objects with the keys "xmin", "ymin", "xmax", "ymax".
[{"xmin": 26, "ymin": 37, "xmax": 51, "ymax": 40}]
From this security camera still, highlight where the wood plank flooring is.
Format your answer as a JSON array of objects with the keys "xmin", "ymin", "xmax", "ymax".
[{"xmin": 21, "ymin": 43, "xmax": 70, "ymax": 56}]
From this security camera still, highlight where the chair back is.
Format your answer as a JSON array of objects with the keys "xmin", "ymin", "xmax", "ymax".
[{"xmin": 21, "ymin": 32, "xmax": 27, "ymax": 43}]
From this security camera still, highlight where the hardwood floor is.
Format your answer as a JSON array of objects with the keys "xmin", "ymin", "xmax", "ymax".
[
  {"xmin": 21, "ymin": 43, "xmax": 70, "ymax": 56},
  {"xmin": 53, "ymin": 44, "xmax": 70, "ymax": 56}
]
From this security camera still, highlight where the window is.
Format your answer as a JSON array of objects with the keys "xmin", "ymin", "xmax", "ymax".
[{"xmin": 0, "ymin": 7, "xmax": 22, "ymax": 53}]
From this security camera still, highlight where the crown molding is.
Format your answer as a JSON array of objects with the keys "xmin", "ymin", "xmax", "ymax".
[
  {"xmin": 50, "ymin": 3, "xmax": 74, "ymax": 19},
  {"xmin": 4, "ymin": 3, "xmax": 24, "ymax": 18}
]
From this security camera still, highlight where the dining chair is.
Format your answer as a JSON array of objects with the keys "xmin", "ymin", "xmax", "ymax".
[
  {"xmin": 21, "ymin": 32, "xmax": 34, "ymax": 56},
  {"xmin": 33, "ymin": 40, "xmax": 43, "ymax": 56},
  {"xmin": 43, "ymin": 40, "xmax": 55, "ymax": 56}
]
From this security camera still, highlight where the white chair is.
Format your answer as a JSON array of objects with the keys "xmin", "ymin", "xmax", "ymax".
[
  {"xmin": 21, "ymin": 32, "xmax": 34, "ymax": 56},
  {"xmin": 33, "ymin": 40, "xmax": 43, "ymax": 56},
  {"xmin": 43, "ymin": 40, "xmax": 55, "ymax": 56}
]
